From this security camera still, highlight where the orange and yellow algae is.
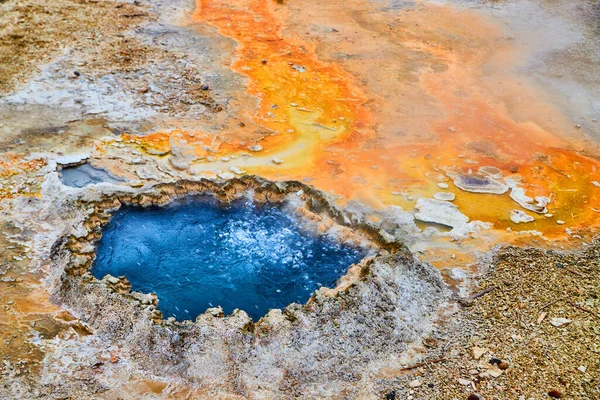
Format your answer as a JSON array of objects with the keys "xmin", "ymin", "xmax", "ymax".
[
  {"xmin": 0, "ymin": 155, "xmax": 45, "ymax": 199},
  {"xmin": 124, "ymin": 0, "xmax": 600, "ymax": 244},
  {"xmin": 126, "ymin": 0, "xmax": 373, "ymax": 162},
  {"xmin": 0, "ymin": 155, "xmax": 45, "ymax": 178}
]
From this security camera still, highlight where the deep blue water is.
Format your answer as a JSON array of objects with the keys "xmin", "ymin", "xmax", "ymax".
[{"xmin": 91, "ymin": 198, "xmax": 365, "ymax": 320}]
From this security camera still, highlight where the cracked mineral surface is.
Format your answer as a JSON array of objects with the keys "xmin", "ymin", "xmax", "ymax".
[{"xmin": 1, "ymin": 0, "xmax": 600, "ymax": 398}]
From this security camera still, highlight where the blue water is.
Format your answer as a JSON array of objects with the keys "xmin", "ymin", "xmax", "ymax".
[{"xmin": 91, "ymin": 198, "xmax": 365, "ymax": 320}]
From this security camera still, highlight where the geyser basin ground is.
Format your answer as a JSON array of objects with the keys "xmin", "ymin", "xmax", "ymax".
[
  {"xmin": 92, "ymin": 198, "xmax": 365, "ymax": 320},
  {"xmin": 52, "ymin": 177, "xmax": 448, "ymax": 397}
]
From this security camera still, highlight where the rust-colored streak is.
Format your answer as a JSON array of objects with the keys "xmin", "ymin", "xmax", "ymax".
[
  {"xmin": 127, "ymin": 0, "xmax": 600, "ymax": 244},
  {"xmin": 191, "ymin": 0, "xmax": 373, "ymax": 158}
]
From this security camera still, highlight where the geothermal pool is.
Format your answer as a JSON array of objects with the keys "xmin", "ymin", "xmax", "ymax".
[
  {"xmin": 91, "ymin": 198, "xmax": 365, "ymax": 320},
  {"xmin": 59, "ymin": 163, "xmax": 122, "ymax": 188}
]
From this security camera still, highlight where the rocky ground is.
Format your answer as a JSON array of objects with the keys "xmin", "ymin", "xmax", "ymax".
[
  {"xmin": 1, "ymin": 0, "xmax": 599, "ymax": 398},
  {"xmin": 377, "ymin": 245, "xmax": 600, "ymax": 400}
]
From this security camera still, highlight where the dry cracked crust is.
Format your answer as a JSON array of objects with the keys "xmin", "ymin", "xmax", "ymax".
[{"xmin": 48, "ymin": 176, "xmax": 449, "ymax": 397}]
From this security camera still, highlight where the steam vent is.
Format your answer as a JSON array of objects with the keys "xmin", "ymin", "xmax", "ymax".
[{"xmin": 1, "ymin": 0, "xmax": 599, "ymax": 399}]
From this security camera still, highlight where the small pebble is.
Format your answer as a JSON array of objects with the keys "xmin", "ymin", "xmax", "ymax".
[
  {"xmin": 548, "ymin": 390, "xmax": 562, "ymax": 398},
  {"xmin": 408, "ymin": 379, "xmax": 422, "ymax": 388},
  {"xmin": 247, "ymin": 144, "xmax": 263, "ymax": 152},
  {"xmin": 291, "ymin": 64, "xmax": 306, "ymax": 72},
  {"xmin": 433, "ymin": 192, "xmax": 455, "ymax": 201},
  {"xmin": 229, "ymin": 166, "xmax": 246, "ymax": 175},
  {"xmin": 468, "ymin": 394, "xmax": 483, "ymax": 400},
  {"xmin": 498, "ymin": 361, "xmax": 509, "ymax": 370},
  {"xmin": 550, "ymin": 317, "xmax": 571, "ymax": 327},
  {"xmin": 471, "ymin": 347, "xmax": 488, "ymax": 360},
  {"xmin": 458, "ymin": 297, "xmax": 474, "ymax": 307}
]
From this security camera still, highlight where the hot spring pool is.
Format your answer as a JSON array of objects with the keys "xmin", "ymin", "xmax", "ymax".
[
  {"xmin": 59, "ymin": 163, "xmax": 122, "ymax": 188},
  {"xmin": 91, "ymin": 198, "xmax": 365, "ymax": 320}
]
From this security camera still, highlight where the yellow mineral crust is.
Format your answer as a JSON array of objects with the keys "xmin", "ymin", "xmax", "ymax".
[{"xmin": 127, "ymin": 0, "xmax": 600, "ymax": 245}]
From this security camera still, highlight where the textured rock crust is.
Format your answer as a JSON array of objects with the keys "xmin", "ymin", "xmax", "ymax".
[{"xmin": 49, "ymin": 175, "xmax": 448, "ymax": 397}]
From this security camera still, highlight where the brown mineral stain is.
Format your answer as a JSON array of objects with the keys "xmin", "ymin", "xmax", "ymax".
[
  {"xmin": 144, "ymin": 380, "xmax": 168, "ymax": 394},
  {"xmin": 0, "ymin": 241, "xmax": 63, "ymax": 378}
]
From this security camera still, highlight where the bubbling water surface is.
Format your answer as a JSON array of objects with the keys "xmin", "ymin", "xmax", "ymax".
[{"xmin": 92, "ymin": 198, "xmax": 365, "ymax": 320}]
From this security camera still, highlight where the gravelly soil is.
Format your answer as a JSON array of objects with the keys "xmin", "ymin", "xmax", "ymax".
[
  {"xmin": 1, "ymin": 0, "xmax": 599, "ymax": 398},
  {"xmin": 0, "ymin": 0, "xmax": 148, "ymax": 94},
  {"xmin": 377, "ymin": 244, "xmax": 600, "ymax": 400}
]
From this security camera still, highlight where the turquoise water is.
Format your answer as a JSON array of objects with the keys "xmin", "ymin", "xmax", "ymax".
[{"xmin": 91, "ymin": 198, "xmax": 365, "ymax": 320}]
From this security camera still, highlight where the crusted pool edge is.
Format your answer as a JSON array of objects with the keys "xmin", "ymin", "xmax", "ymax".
[{"xmin": 48, "ymin": 175, "xmax": 450, "ymax": 396}]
